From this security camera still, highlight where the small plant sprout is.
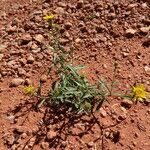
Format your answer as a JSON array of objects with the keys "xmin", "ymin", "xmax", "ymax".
[
  {"xmin": 130, "ymin": 84, "xmax": 149, "ymax": 102},
  {"xmin": 35, "ymin": 17, "xmax": 121, "ymax": 114},
  {"xmin": 34, "ymin": 14, "xmax": 134, "ymax": 114},
  {"xmin": 24, "ymin": 85, "xmax": 34, "ymax": 96}
]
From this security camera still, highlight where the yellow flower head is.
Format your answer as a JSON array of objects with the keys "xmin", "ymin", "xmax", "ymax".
[
  {"xmin": 24, "ymin": 85, "xmax": 34, "ymax": 96},
  {"xmin": 43, "ymin": 15, "xmax": 55, "ymax": 21},
  {"xmin": 131, "ymin": 84, "xmax": 148, "ymax": 101}
]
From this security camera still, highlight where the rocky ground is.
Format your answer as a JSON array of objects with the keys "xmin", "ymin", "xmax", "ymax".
[{"xmin": 0, "ymin": 0, "xmax": 150, "ymax": 150}]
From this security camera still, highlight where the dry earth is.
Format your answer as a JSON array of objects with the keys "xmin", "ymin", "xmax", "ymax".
[{"xmin": 0, "ymin": 0, "xmax": 150, "ymax": 150}]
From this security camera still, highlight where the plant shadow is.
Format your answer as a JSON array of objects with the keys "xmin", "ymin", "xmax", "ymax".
[{"xmin": 6, "ymin": 98, "xmax": 103, "ymax": 149}]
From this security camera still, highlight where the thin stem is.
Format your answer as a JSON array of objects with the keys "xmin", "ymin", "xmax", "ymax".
[{"xmin": 110, "ymin": 64, "xmax": 117, "ymax": 96}]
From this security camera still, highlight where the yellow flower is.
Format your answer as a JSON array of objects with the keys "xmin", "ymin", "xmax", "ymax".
[
  {"xmin": 131, "ymin": 84, "xmax": 148, "ymax": 101},
  {"xmin": 43, "ymin": 15, "xmax": 55, "ymax": 21},
  {"xmin": 24, "ymin": 85, "xmax": 34, "ymax": 96}
]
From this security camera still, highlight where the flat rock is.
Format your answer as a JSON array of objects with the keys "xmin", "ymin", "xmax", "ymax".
[
  {"xmin": 87, "ymin": 141, "xmax": 94, "ymax": 148},
  {"xmin": 140, "ymin": 26, "xmax": 150, "ymax": 34},
  {"xmin": 27, "ymin": 55, "xmax": 35, "ymax": 63},
  {"xmin": 0, "ymin": 54, "xmax": 4, "ymax": 61},
  {"xmin": 121, "ymin": 99, "xmax": 133, "ymax": 108},
  {"xmin": 41, "ymin": 142, "xmax": 49, "ymax": 149},
  {"xmin": 47, "ymin": 131, "xmax": 57, "ymax": 139},
  {"xmin": 141, "ymin": 3, "xmax": 148, "ymax": 8},
  {"xmin": 57, "ymin": 2, "xmax": 67, "ymax": 7},
  {"xmin": 10, "ymin": 78, "xmax": 25, "ymax": 87},
  {"xmin": 13, "ymin": 125, "xmax": 31, "ymax": 134},
  {"xmin": 117, "ymin": 113, "xmax": 127, "ymax": 122},
  {"xmin": 21, "ymin": 33, "xmax": 32, "ymax": 42},
  {"xmin": 7, "ymin": 60, "xmax": 16, "ymax": 67},
  {"xmin": 59, "ymin": 38, "xmax": 69, "ymax": 45},
  {"xmin": 5, "ymin": 115, "xmax": 15, "ymax": 123},
  {"xmin": 100, "ymin": 108, "xmax": 107, "ymax": 117},
  {"xmin": 125, "ymin": 28, "xmax": 137, "ymax": 37},
  {"xmin": 144, "ymin": 66, "xmax": 150, "ymax": 72},
  {"xmin": 54, "ymin": 7, "xmax": 65, "ymax": 14},
  {"xmin": 18, "ymin": 68, "xmax": 26, "ymax": 76},
  {"xmin": 34, "ymin": 34, "xmax": 44, "ymax": 43},
  {"xmin": 75, "ymin": 38, "xmax": 81, "ymax": 43},
  {"xmin": 0, "ymin": 44, "xmax": 7, "ymax": 52},
  {"xmin": 64, "ymin": 22, "xmax": 72, "ymax": 29},
  {"xmin": 128, "ymin": 3, "xmax": 137, "ymax": 9},
  {"xmin": 40, "ymin": 74, "xmax": 47, "ymax": 83},
  {"xmin": 6, "ymin": 25, "xmax": 16, "ymax": 33},
  {"xmin": 31, "ymin": 43, "xmax": 38, "ymax": 50},
  {"xmin": 3, "ymin": 134, "xmax": 15, "ymax": 145}
]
